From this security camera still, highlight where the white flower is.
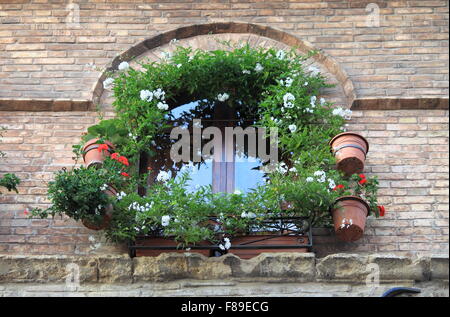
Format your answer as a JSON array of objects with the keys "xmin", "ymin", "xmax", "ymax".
[
  {"xmin": 288, "ymin": 124, "xmax": 297, "ymax": 133},
  {"xmin": 170, "ymin": 38, "xmax": 179, "ymax": 44},
  {"xmin": 241, "ymin": 211, "xmax": 248, "ymax": 218},
  {"xmin": 118, "ymin": 61, "xmax": 129, "ymax": 71},
  {"xmin": 332, "ymin": 107, "xmax": 352, "ymax": 120},
  {"xmin": 306, "ymin": 177, "xmax": 314, "ymax": 183},
  {"xmin": 310, "ymin": 96, "xmax": 317, "ymax": 108},
  {"xmin": 176, "ymin": 64, "xmax": 182, "ymax": 68},
  {"xmin": 328, "ymin": 179, "xmax": 336, "ymax": 190},
  {"xmin": 157, "ymin": 102, "xmax": 169, "ymax": 111},
  {"xmin": 283, "ymin": 77, "xmax": 293, "ymax": 87},
  {"xmin": 216, "ymin": 93, "xmax": 230, "ymax": 102},
  {"xmin": 140, "ymin": 89, "xmax": 153, "ymax": 102},
  {"xmin": 161, "ymin": 215, "xmax": 170, "ymax": 227},
  {"xmin": 320, "ymin": 97, "xmax": 326, "ymax": 106},
  {"xmin": 100, "ymin": 184, "xmax": 108, "ymax": 191},
  {"xmin": 271, "ymin": 117, "xmax": 282, "ymax": 125},
  {"xmin": 156, "ymin": 170, "xmax": 170, "ymax": 182},
  {"xmin": 276, "ymin": 49, "xmax": 286, "ymax": 60},
  {"xmin": 223, "ymin": 237, "xmax": 231, "ymax": 250},
  {"xmin": 153, "ymin": 88, "xmax": 165, "ymax": 100},
  {"xmin": 103, "ymin": 77, "xmax": 114, "ymax": 90},
  {"xmin": 304, "ymin": 82, "xmax": 308, "ymax": 86},
  {"xmin": 116, "ymin": 191, "xmax": 126, "ymax": 200},
  {"xmin": 314, "ymin": 170, "xmax": 325, "ymax": 177},
  {"xmin": 276, "ymin": 162, "xmax": 288, "ymax": 174},
  {"xmin": 308, "ymin": 66, "xmax": 320, "ymax": 76},
  {"xmin": 305, "ymin": 107, "xmax": 314, "ymax": 114},
  {"xmin": 289, "ymin": 167, "xmax": 297, "ymax": 173},
  {"xmin": 283, "ymin": 93, "xmax": 295, "ymax": 108},
  {"xmin": 234, "ymin": 189, "xmax": 242, "ymax": 195},
  {"xmin": 242, "ymin": 70, "xmax": 251, "ymax": 74},
  {"xmin": 254, "ymin": 63, "xmax": 264, "ymax": 72}
]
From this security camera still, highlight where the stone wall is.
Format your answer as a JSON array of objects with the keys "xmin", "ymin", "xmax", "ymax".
[
  {"xmin": 0, "ymin": 253, "xmax": 448, "ymax": 296},
  {"xmin": 0, "ymin": 0, "xmax": 449, "ymax": 258}
]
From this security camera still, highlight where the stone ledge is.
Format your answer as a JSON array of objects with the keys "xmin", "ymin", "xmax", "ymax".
[{"xmin": 0, "ymin": 253, "xmax": 448, "ymax": 284}]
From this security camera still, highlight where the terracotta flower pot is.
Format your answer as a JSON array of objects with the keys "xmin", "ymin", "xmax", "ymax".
[
  {"xmin": 133, "ymin": 237, "xmax": 212, "ymax": 257},
  {"xmin": 81, "ymin": 186, "xmax": 116, "ymax": 231},
  {"xmin": 331, "ymin": 196, "xmax": 370, "ymax": 242},
  {"xmin": 227, "ymin": 235, "xmax": 309, "ymax": 259},
  {"xmin": 82, "ymin": 138, "xmax": 115, "ymax": 168},
  {"xmin": 329, "ymin": 132, "xmax": 369, "ymax": 176}
]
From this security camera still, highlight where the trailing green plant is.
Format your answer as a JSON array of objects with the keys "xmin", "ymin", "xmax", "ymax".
[
  {"xmin": 35, "ymin": 42, "xmax": 384, "ymax": 246},
  {"xmin": 0, "ymin": 127, "xmax": 20, "ymax": 195}
]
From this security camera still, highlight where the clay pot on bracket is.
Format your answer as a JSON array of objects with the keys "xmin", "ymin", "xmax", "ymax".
[
  {"xmin": 82, "ymin": 138, "xmax": 115, "ymax": 168},
  {"xmin": 329, "ymin": 132, "xmax": 369, "ymax": 176},
  {"xmin": 330, "ymin": 196, "xmax": 370, "ymax": 242},
  {"xmin": 81, "ymin": 186, "xmax": 117, "ymax": 231}
]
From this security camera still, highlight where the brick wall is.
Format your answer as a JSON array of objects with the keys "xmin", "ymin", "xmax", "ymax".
[{"xmin": 0, "ymin": 0, "xmax": 448, "ymax": 257}]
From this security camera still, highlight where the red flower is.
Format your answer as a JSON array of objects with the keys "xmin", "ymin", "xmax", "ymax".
[
  {"xmin": 111, "ymin": 153, "xmax": 120, "ymax": 160},
  {"xmin": 333, "ymin": 184, "xmax": 345, "ymax": 191},
  {"xmin": 118, "ymin": 156, "xmax": 129, "ymax": 166},
  {"xmin": 378, "ymin": 205, "xmax": 386, "ymax": 217},
  {"xmin": 97, "ymin": 144, "xmax": 109, "ymax": 152},
  {"xmin": 121, "ymin": 172, "xmax": 130, "ymax": 177},
  {"xmin": 359, "ymin": 174, "xmax": 366, "ymax": 179},
  {"xmin": 359, "ymin": 178, "xmax": 367, "ymax": 185},
  {"xmin": 23, "ymin": 209, "xmax": 29, "ymax": 216}
]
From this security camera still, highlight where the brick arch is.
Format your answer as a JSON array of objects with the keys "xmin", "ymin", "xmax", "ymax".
[{"xmin": 93, "ymin": 22, "xmax": 355, "ymax": 109}]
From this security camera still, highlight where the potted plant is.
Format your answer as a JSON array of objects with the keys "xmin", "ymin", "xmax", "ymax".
[
  {"xmin": 329, "ymin": 132, "xmax": 369, "ymax": 176},
  {"xmin": 29, "ymin": 155, "xmax": 134, "ymax": 231},
  {"xmin": 330, "ymin": 173, "xmax": 385, "ymax": 242},
  {"xmin": 75, "ymin": 119, "xmax": 129, "ymax": 167}
]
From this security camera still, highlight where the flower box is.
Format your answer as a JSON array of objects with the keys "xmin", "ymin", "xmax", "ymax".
[{"xmin": 129, "ymin": 237, "xmax": 212, "ymax": 257}]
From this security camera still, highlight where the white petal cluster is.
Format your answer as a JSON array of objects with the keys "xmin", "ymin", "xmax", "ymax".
[
  {"xmin": 116, "ymin": 191, "xmax": 126, "ymax": 200},
  {"xmin": 276, "ymin": 49, "xmax": 286, "ymax": 60},
  {"xmin": 219, "ymin": 237, "xmax": 232, "ymax": 251},
  {"xmin": 140, "ymin": 90, "xmax": 153, "ymax": 102},
  {"xmin": 283, "ymin": 93, "xmax": 295, "ymax": 108},
  {"xmin": 129, "ymin": 201, "xmax": 154, "ymax": 212},
  {"xmin": 320, "ymin": 97, "xmax": 326, "ymax": 106},
  {"xmin": 254, "ymin": 63, "xmax": 264, "ymax": 72},
  {"xmin": 161, "ymin": 215, "xmax": 171, "ymax": 227},
  {"xmin": 332, "ymin": 107, "xmax": 353, "ymax": 120},
  {"xmin": 118, "ymin": 61, "xmax": 129, "ymax": 71},
  {"xmin": 241, "ymin": 212, "xmax": 257, "ymax": 219},
  {"xmin": 271, "ymin": 117, "xmax": 282, "ymax": 125},
  {"xmin": 275, "ymin": 162, "xmax": 288, "ymax": 174},
  {"xmin": 100, "ymin": 184, "xmax": 108, "ymax": 191},
  {"xmin": 288, "ymin": 124, "xmax": 297, "ymax": 133},
  {"xmin": 328, "ymin": 178, "xmax": 336, "ymax": 190},
  {"xmin": 153, "ymin": 88, "xmax": 165, "ymax": 100},
  {"xmin": 313, "ymin": 170, "xmax": 327, "ymax": 183},
  {"xmin": 242, "ymin": 70, "xmax": 251, "ymax": 74},
  {"xmin": 103, "ymin": 77, "xmax": 114, "ymax": 90},
  {"xmin": 234, "ymin": 189, "xmax": 242, "ymax": 195},
  {"xmin": 156, "ymin": 170, "xmax": 171, "ymax": 182},
  {"xmin": 306, "ymin": 177, "xmax": 314, "ymax": 183},
  {"xmin": 280, "ymin": 77, "xmax": 293, "ymax": 87},
  {"xmin": 157, "ymin": 101, "xmax": 169, "ymax": 111},
  {"xmin": 216, "ymin": 93, "xmax": 230, "ymax": 102}
]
